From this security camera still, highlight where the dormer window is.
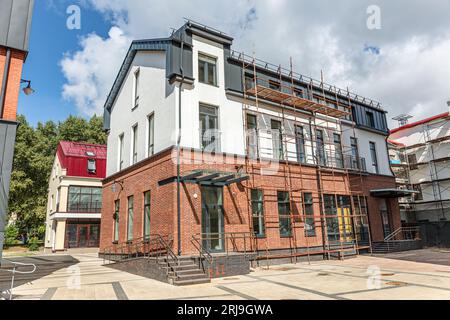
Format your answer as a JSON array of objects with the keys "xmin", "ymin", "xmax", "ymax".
[
  {"xmin": 198, "ymin": 53, "xmax": 217, "ymax": 86},
  {"xmin": 366, "ymin": 111, "xmax": 375, "ymax": 127},
  {"xmin": 88, "ymin": 159, "xmax": 96, "ymax": 174}
]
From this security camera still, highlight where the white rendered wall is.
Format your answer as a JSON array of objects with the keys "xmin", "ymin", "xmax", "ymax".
[{"xmin": 106, "ymin": 51, "xmax": 177, "ymax": 176}]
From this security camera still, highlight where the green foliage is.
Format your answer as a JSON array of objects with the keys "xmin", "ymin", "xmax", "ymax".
[
  {"xmin": 5, "ymin": 225, "xmax": 20, "ymax": 246},
  {"xmin": 8, "ymin": 114, "xmax": 107, "ymax": 239},
  {"xmin": 27, "ymin": 237, "xmax": 40, "ymax": 252}
]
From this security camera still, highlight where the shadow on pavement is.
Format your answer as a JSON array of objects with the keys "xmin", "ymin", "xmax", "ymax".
[{"xmin": 0, "ymin": 255, "xmax": 79, "ymax": 294}]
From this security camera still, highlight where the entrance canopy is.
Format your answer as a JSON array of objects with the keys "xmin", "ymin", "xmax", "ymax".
[
  {"xmin": 370, "ymin": 188, "xmax": 418, "ymax": 199},
  {"xmin": 158, "ymin": 170, "xmax": 250, "ymax": 187}
]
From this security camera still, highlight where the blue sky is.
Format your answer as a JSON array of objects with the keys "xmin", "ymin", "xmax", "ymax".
[
  {"xmin": 16, "ymin": 1, "xmax": 450, "ymax": 128},
  {"xmin": 19, "ymin": 2, "xmax": 110, "ymax": 126}
]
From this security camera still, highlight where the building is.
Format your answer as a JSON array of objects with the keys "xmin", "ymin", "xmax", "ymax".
[
  {"xmin": 99, "ymin": 20, "xmax": 409, "ymax": 280},
  {"xmin": 44, "ymin": 141, "xmax": 106, "ymax": 252},
  {"xmin": 0, "ymin": 0, "xmax": 34, "ymax": 260},
  {"xmin": 389, "ymin": 102, "xmax": 450, "ymax": 247}
]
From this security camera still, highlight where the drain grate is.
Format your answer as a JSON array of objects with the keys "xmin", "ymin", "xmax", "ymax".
[
  {"xmin": 274, "ymin": 267, "xmax": 297, "ymax": 271},
  {"xmin": 223, "ymin": 278, "xmax": 240, "ymax": 281},
  {"xmin": 318, "ymin": 272, "xmax": 330, "ymax": 276},
  {"xmin": 381, "ymin": 273, "xmax": 395, "ymax": 277}
]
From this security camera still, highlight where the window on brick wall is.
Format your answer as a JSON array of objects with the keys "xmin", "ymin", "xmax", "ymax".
[
  {"xmin": 143, "ymin": 191, "xmax": 151, "ymax": 239},
  {"xmin": 114, "ymin": 200, "xmax": 120, "ymax": 242},
  {"xmin": 127, "ymin": 196, "xmax": 134, "ymax": 241},
  {"xmin": 251, "ymin": 189, "xmax": 265, "ymax": 237},
  {"xmin": 303, "ymin": 193, "xmax": 315, "ymax": 237},
  {"xmin": 278, "ymin": 191, "xmax": 292, "ymax": 237}
]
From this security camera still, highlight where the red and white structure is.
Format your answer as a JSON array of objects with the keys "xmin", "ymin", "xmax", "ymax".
[{"xmin": 44, "ymin": 141, "xmax": 106, "ymax": 252}]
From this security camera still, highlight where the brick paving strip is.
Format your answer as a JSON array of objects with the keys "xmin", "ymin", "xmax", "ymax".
[
  {"xmin": 40, "ymin": 287, "xmax": 57, "ymax": 300},
  {"xmin": 215, "ymin": 286, "xmax": 258, "ymax": 300},
  {"xmin": 112, "ymin": 282, "xmax": 128, "ymax": 300}
]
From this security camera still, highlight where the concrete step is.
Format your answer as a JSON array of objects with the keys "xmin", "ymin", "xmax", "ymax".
[{"xmin": 173, "ymin": 277, "xmax": 211, "ymax": 286}]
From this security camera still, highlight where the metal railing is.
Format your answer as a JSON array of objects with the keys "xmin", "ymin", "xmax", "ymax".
[
  {"xmin": 101, "ymin": 234, "xmax": 179, "ymax": 279},
  {"xmin": 0, "ymin": 259, "xmax": 36, "ymax": 300},
  {"xmin": 191, "ymin": 235, "xmax": 213, "ymax": 273},
  {"xmin": 384, "ymin": 227, "xmax": 421, "ymax": 242},
  {"xmin": 230, "ymin": 50, "xmax": 384, "ymax": 111},
  {"xmin": 192, "ymin": 232, "xmax": 255, "ymax": 258}
]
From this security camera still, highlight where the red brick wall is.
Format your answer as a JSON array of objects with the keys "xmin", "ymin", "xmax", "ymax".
[
  {"xmin": 0, "ymin": 48, "xmax": 25, "ymax": 121},
  {"xmin": 100, "ymin": 147, "xmax": 400, "ymax": 255}
]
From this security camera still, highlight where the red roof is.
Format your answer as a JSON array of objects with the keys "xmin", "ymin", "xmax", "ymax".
[
  {"xmin": 59, "ymin": 141, "xmax": 107, "ymax": 159},
  {"xmin": 57, "ymin": 141, "xmax": 107, "ymax": 179},
  {"xmin": 390, "ymin": 112, "xmax": 449, "ymax": 134},
  {"xmin": 387, "ymin": 139, "xmax": 406, "ymax": 147}
]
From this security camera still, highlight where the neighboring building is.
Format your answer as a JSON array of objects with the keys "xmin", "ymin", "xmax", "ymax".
[
  {"xmin": 389, "ymin": 103, "xmax": 450, "ymax": 246},
  {"xmin": 0, "ymin": 0, "xmax": 34, "ymax": 260},
  {"xmin": 100, "ymin": 21, "xmax": 408, "ymax": 276},
  {"xmin": 44, "ymin": 141, "xmax": 106, "ymax": 252}
]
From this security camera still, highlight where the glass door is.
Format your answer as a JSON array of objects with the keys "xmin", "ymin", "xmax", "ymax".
[
  {"xmin": 379, "ymin": 199, "xmax": 392, "ymax": 238},
  {"xmin": 337, "ymin": 196, "xmax": 354, "ymax": 242},
  {"xmin": 78, "ymin": 226, "xmax": 88, "ymax": 248},
  {"xmin": 201, "ymin": 186, "xmax": 224, "ymax": 253}
]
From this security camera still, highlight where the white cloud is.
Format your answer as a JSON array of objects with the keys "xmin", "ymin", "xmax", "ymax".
[
  {"xmin": 60, "ymin": 0, "xmax": 450, "ymax": 126},
  {"xmin": 60, "ymin": 26, "xmax": 130, "ymax": 117}
]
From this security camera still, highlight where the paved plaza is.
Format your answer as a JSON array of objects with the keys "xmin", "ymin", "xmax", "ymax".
[{"xmin": 3, "ymin": 250, "xmax": 450, "ymax": 300}]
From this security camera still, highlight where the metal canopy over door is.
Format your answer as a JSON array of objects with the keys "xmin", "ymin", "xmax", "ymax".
[{"xmin": 201, "ymin": 186, "xmax": 224, "ymax": 253}]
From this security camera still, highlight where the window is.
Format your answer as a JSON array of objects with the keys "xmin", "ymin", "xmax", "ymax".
[
  {"xmin": 304, "ymin": 193, "xmax": 315, "ymax": 237},
  {"xmin": 369, "ymin": 142, "xmax": 379, "ymax": 174},
  {"xmin": 198, "ymin": 53, "xmax": 217, "ymax": 86},
  {"xmin": 127, "ymin": 196, "xmax": 134, "ymax": 241},
  {"xmin": 366, "ymin": 111, "xmax": 375, "ymax": 127},
  {"xmin": 143, "ymin": 191, "xmax": 151, "ymax": 239},
  {"xmin": 293, "ymin": 88, "xmax": 303, "ymax": 98},
  {"xmin": 408, "ymin": 154, "xmax": 418, "ymax": 170},
  {"xmin": 244, "ymin": 74, "xmax": 255, "ymax": 90},
  {"xmin": 114, "ymin": 200, "xmax": 120, "ymax": 242},
  {"xmin": 269, "ymin": 80, "xmax": 281, "ymax": 91},
  {"xmin": 333, "ymin": 133, "xmax": 343, "ymax": 168},
  {"xmin": 277, "ymin": 191, "xmax": 292, "ymax": 237},
  {"xmin": 271, "ymin": 120, "xmax": 283, "ymax": 160},
  {"xmin": 118, "ymin": 133, "xmax": 124, "ymax": 171},
  {"xmin": 68, "ymin": 187, "xmax": 102, "ymax": 213},
  {"xmin": 132, "ymin": 124, "xmax": 138, "ymax": 165},
  {"xmin": 246, "ymin": 114, "xmax": 259, "ymax": 158},
  {"xmin": 147, "ymin": 114, "xmax": 154, "ymax": 157},
  {"xmin": 295, "ymin": 125, "xmax": 306, "ymax": 164},
  {"xmin": 350, "ymin": 137, "xmax": 359, "ymax": 169},
  {"xmin": 56, "ymin": 187, "xmax": 60, "ymax": 211},
  {"xmin": 134, "ymin": 69, "xmax": 140, "ymax": 109},
  {"xmin": 352, "ymin": 196, "xmax": 369, "ymax": 242},
  {"xmin": 251, "ymin": 189, "xmax": 265, "ymax": 237},
  {"xmin": 199, "ymin": 104, "xmax": 220, "ymax": 152},
  {"xmin": 413, "ymin": 184, "xmax": 423, "ymax": 201},
  {"xmin": 324, "ymin": 195, "xmax": 339, "ymax": 242},
  {"xmin": 87, "ymin": 159, "xmax": 96, "ymax": 174},
  {"xmin": 316, "ymin": 130, "xmax": 326, "ymax": 166}
]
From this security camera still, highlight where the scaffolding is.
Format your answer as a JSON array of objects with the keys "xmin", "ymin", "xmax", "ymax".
[
  {"xmin": 237, "ymin": 51, "xmax": 373, "ymax": 266},
  {"xmin": 393, "ymin": 115, "xmax": 450, "ymax": 221}
]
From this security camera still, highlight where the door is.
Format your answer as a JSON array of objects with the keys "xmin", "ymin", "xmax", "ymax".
[
  {"xmin": 78, "ymin": 226, "xmax": 88, "ymax": 248},
  {"xmin": 201, "ymin": 186, "xmax": 224, "ymax": 253},
  {"xmin": 379, "ymin": 199, "xmax": 392, "ymax": 239},
  {"xmin": 337, "ymin": 196, "xmax": 354, "ymax": 242}
]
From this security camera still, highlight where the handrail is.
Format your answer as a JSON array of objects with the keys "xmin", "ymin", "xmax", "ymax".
[
  {"xmin": 0, "ymin": 259, "xmax": 37, "ymax": 300},
  {"xmin": 191, "ymin": 235, "xmax": 213, "ymax": 266},
  {"xmin": 101, "ymin": 234, "xmax": 179, "ymax": 280},
  {"xmin": 384, "ymin": 227, "xmax": 421, "ymax": 242}
]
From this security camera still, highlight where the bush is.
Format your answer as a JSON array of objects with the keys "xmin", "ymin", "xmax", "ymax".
[
  {"xmin": 5, "ymin": 225, "xmax": 20, "ymax": 246},
  {"xmin": 27, "ymin": 237, "xmax": 40, "ymax": 252}
]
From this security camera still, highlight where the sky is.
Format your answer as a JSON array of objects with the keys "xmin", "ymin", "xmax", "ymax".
[{"xmin": 18, "ymin": 0, "xmax": 450, "ymax": 128}]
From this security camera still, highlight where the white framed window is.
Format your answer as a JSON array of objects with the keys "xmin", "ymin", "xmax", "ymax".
[
  {"xmin": 147, "ymin": 113, "xmax": 154, "ymax": 157},
  {"xmin": 131, "ymin": 124, "xmax": 138, "ymax": 165},
  {"xmin": 118, "ymin": 133, "xmax": 124, "ymax": 171},
  {"xmin": 133, "ymin": 68, "xmax": 140, "ymax": 109}
]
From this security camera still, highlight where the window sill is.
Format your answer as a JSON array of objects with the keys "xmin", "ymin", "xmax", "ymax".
[
  {"xmin": 112, "ymin": 241, "xmax": 118, "ymax": 245},
  {"xmin": 198, "ymin": 81, "xmax": 219, "ymax": 88}
]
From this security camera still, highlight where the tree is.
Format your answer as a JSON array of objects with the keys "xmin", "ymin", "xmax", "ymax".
[{"xmin": 7, "ymin": 114, "xmax": 107, "ymax": 239}]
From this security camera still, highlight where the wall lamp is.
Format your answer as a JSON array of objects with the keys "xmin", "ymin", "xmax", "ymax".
[{"xmin": 21, "ymin": 79, "xmax": 35, "ymax": 96}]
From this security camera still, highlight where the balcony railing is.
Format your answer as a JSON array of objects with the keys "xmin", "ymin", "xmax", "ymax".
[
  {"xmin": 67, "ymin": 202, "xmax": 102, "ymax": 214},
  {"xmin": 200, "ymin": 129, "xmax": 221, "ymax": 153}
]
